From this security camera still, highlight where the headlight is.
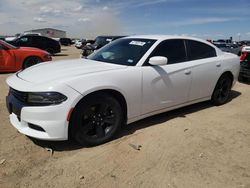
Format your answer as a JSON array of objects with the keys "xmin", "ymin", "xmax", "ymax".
[{"xmin": 27, "ymin": 92, "xmax": 67, "ymax": 105}]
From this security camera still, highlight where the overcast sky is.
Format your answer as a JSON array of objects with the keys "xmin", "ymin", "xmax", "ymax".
[{"xmin": 0, "ymin": 0, "xmax": 250, "ymax": 40}]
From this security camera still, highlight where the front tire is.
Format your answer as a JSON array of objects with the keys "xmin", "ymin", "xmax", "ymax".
[
  {"xmin": 23, "ymin": 57, "xmax": 42, "ymax": 69},
  {"xmin": 211, "ymin": 75, "xmax": 232, "ymax": 105},
  {"xmin": 69, "ymin": 93, "xmax": 123, "ymax": 146}
]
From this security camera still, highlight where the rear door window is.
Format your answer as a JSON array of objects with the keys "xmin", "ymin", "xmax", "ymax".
[{"xmin": 186, "ymin": 40, "xmax": 216, "ymax": 61}]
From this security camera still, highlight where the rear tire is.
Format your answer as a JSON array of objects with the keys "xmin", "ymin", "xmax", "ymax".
[
  {"xmin": 23, "ymin": 57, "xmax": 42, "ymax": 69},
  {"xmin": 211, "ymin": 75, "xmax": 232, "ymax": 105},
  {"xmin": 69, "ymin": 93, "xmax": 123, "ymax": 146}
]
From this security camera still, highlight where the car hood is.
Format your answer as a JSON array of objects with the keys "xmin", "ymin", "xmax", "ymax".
[
  {"xmin": 17, "ymin": 59, "xmax": 127, "ymax": 84},
  {"xmin": 18, "ymin": 47, "xmax": 47, "ymax": 53}
]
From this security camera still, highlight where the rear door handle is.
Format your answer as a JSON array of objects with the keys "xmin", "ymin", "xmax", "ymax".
[
  {"xmin": 216, "ymin": 63, "xmax": 221, "ymax": 67},
  {"xmin": 184, "ymin": 69, "xmax": 191, "ymax": 75}
]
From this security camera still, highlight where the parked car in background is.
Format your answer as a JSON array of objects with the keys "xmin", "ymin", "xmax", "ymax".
[
  {"xmin": 240, "ymin": 40, "xmax": 250, "ymax": 46},
  {"xmin": 59, "ymin": 38, "xmax": 73, "ymax": 46},
  {"xmin": 213, "ymin": 42, "xmax": 241, "ymax": 55},
  {"xmin": 6, "ymin": 35, "xmax": 239, "ymax": 146},
  {"xmin": 81, "ymin": 35, "xmax": 125, "ymax": 57},
  {"xmin": 75, "ymin": 39, "xmax": 84, "ymax": 49},
  {"xmin": 7, "ymin": 35, "xmax": 61, "ymax": 55},
  {"xmin": 75, "ymin": 39, "xmax": 95, "ymax": 49},
  {"xmin": 5, "ymin": 36, "xmax": 17, "ymax": 42},
  {"xmin": 71, "ymin": 38, "xmax": 79, "ymax": 44},
  {"xmin": 239, "ymin": 46, "xmax": 250, "ymax": 81},
  {"xmin": 0, "ymin": 40, "xmax": 51, "ymax": 72},
  {"xmin": 23, "ymin": 32, "xmax": 41, "ymax": 36}
]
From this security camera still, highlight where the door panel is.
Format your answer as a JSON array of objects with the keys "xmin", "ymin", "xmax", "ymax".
[
  {"xmin": 0, "ymin": 48, "xmax": 3, "ymax": 67},
  {"xmin": 0, "ymin": 48, "xmax": 15, "ymax": 70},
  {"xmin": 142, "ymin": 63, "xmax": 192, "ymax": 114},
  {"xmin": 188, "ymin": 58, "xmax": 221, "ymax": 100},
  {"xmin": 185, "ymin": 39, "xmax": 220, "ymax": 100},
  {"xmin": 141, "ymin": 39, "xmax": 192, "ymax": 114}
]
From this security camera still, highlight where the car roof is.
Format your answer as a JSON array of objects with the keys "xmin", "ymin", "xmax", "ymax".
[
  {"xmin": 124, "ymin": 35, "xmax": 223, "ymax": 55},
  {"xmin": 97, "ymin": 36, "xmax": 126, "ymax": 38},
  {"xmin": 125, "ymin": 35, "xmax": 207, "ymax": 41}
]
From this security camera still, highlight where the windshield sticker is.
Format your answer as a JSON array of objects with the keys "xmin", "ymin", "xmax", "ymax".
[
  {"xmin": 106, "ymin": 38, "xmax": 112, "ymax": 42},
  {"xmin": 129, "ymin": 41, "xmax": 146, "ymax": 46}
]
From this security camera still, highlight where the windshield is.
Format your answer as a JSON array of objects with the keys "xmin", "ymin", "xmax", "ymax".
[
  {"xmin": 0, "ymin": 40, "xmax": 18, "ymax": 49},
  {"xmin": 88, "ymin": 38, "xmax": 156, "ymax": 66}
]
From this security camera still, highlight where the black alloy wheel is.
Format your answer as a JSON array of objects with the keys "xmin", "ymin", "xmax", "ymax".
[
  {"xmin": 70, "ymin": 93, "xmax": 123, "ymax": 146},
  {"xmin": 211, "ymin": 75, "xmax": 232, "ymax": 105},
  {"xmin": 23, "ymin": 57, "xmax": 42, "ymax": 69}
]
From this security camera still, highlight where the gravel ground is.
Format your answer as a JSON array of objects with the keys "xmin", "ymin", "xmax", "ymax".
[{"xmin": 0, "ymin": 46, "xmax": 250, "ymax": 188}]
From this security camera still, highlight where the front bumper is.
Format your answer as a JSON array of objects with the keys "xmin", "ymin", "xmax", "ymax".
[
  {"xmin": 5, "ymin": 81, "xmax": 82, "ymax": 141},
  {"xmin": 6, "ymin": 95, "xmax": 69, "ymax": 140}
]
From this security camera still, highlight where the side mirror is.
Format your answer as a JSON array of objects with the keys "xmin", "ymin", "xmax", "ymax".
[{"xmin": 149, "ymin": 56, "xmax": 168, "ymax": 66}]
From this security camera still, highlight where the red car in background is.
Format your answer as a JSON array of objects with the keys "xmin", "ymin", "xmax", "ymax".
[{"xmin": 0, "ymin": 40, "xmax": 52, "ymax": 72}]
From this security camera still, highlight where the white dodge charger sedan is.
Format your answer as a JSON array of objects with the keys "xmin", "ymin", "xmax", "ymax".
[{"xmin": 6, "ymin": 35, "xmax": 240, "ymax": 146}]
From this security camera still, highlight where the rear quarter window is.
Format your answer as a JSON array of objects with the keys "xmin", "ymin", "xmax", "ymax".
[{"xmin": 186, "ymin": 40, "xmax": 216, "ymax": 61}]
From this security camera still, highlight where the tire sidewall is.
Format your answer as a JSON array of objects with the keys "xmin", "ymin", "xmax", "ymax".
[
  {"xmin": 23, "ymin": 57, "xmax": 42, "ymax": 69},
  {"xmin": 211, "ymin": 75, "xmax": 232, "ymax": 105},
  {"xmin": 69, "ymin": 93, "xmax": 123, "ymax": 146}
]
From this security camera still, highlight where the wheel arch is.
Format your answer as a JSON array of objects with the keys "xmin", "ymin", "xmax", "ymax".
[
  {"xmin": 211, "ymin": 71, "xmax": 234, "ymax": 99},
  {"xmin": 219, "ymin": 71, "xmax": 234, "ymax": 84},
  {"xmin": 70, "ymin": 89, "xmax": 128, "ymax": 123},
  {"xmin": 22, "ymin": 56, "xmax": 42, "ymax": 69},
  {"xmin": 211, "ymin": 71, "xmax": 234, "ymax": 105}
]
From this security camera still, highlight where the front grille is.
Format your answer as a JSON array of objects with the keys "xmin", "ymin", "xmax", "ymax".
[{"xmin": 10, "ymin": 88, "xmax": 27, "ymax": 103}]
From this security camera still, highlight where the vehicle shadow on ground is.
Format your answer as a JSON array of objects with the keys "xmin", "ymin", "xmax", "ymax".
[
  {"xmin": 53, "ymin": 54, "xmax": 69, "ymax": 57},
  {"xmin": 0, "ymin": 72, "xmax": 14, "ymax": 75},
  {"xmin": 119, "ymin": 90, "xmax": 241, "ymax": 137},
  {"xmin": 239, "ymin": 80, "xmax": 250, "ymax": 85},
  {"xmin": 30, "ymin": 90, "xmax": 241, "ymax": 152}
]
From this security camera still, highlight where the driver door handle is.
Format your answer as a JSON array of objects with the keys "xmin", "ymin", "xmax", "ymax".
[{"xmin": 184, "ymin": 69, "xmax": 191, "ymax": 75}]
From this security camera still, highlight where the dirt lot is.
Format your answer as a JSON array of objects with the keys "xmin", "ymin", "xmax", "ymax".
[{"xmin": 0, "ymin": 46, "xmax": 250, "ymax": 188}]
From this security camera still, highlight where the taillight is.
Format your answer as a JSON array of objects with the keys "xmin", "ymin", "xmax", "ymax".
[{"xmin": 240, "ymin": 52, "xmax": 248, "ymax": 61}]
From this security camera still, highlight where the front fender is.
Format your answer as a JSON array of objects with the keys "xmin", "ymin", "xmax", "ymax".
[{"xmin": 65, "ymin": 67, "xmax": 142, "ymax": 120}]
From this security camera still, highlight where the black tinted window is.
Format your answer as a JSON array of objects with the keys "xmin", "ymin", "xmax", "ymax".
[
  {"xmin": 150, "ymin": 39, "xmax": 187, "ymax": 64},
  {"xmin": 17, "ymin": 37, "xmax": 31, "ymax": 45},
  {"xmin": 186, "ymin": 40, "xmax": 216, "ymax": 61},
  {"xmin": 32, "ymin": 36, "xmax": 43, "ymax": 43}
]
